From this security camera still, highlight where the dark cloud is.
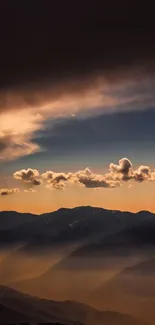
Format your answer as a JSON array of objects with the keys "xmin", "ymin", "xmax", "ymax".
[
  {"xmin": 0, "ymin": 2, "xmax": 154, "ymax": 162},
  {"xmin": 0, "ymin": 1, "xmax": 154, "ymax": 90}
]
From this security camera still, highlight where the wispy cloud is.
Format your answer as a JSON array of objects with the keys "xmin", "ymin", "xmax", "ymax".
[
  {"xmin": 1, "ymin": 73, "xmax": 155, "ymax": 160},
  {"xmin": 0, "ymin": 111, "xmax": 42, "ymax": 160}
]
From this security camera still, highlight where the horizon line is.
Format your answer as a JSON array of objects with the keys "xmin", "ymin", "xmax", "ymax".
[{"xmin": 0, "ymin": 205, "xmax": 154, "ymax": 216}]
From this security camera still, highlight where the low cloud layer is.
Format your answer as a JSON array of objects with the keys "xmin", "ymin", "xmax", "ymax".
[
  {"xmin": 0, "ymin": 188, "xmax": 19, "ymax": 196},
  {"xmin": 9, "ymin": 158, "xmax": 155, "ymax": 195},
  {"xmin": 1, "ymin": 157, "xmax": 155, "ymax": 198}
]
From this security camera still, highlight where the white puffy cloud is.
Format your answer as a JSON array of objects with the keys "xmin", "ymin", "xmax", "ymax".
[
  {"xmin": 13, "ymin": 168, "xmax": 41, "ymax": 186},
  {"xmin": 109, "ymin": 158, "xmax": 155, "ymax": 183},
  {"xmin": 75, "ymin": 168, "xmax": 120, "ymax": 188},
  {"xmin": 41, "ymin": 167, "xmax": 120, "ymax": 190},
  {"xmin": 109, "ymin": 158, "xmax": 133, "ymax": 181},
  {"xmin": 12, "ymin": 157, "xmax": 155, "ymax": 193},
  {"xmin": 133, "ymin": 165, "xmax": 152, "ymax": 182},
  {"xmin": 42, "ymin": 171, "xmax": 72, "ymax": 190}
]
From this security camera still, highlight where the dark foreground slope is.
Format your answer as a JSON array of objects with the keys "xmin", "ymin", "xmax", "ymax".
[{"xmin": 0, "ymin": 286, "xmax": 148, "ymax": 325}]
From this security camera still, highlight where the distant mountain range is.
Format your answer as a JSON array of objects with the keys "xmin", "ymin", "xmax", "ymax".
[
  {"xmin": 0, "ymin": 206, "xmax": 155, "ymax": 250},
  {"xmin": 0, "ymin": 210, "xmax": 36, "ymax": 230}
]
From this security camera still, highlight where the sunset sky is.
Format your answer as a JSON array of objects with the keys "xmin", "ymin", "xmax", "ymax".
[{"xmin": 0, "ymin": 2, "xmax": 155, "ymax": 213}]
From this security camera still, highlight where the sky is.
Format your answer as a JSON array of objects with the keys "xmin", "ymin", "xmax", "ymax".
[{"xmin": 1, "ymin": 2, "xmax": 155, "ymax": 213}]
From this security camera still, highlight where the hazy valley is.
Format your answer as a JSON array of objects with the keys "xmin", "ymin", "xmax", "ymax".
[{"xmin": 0, "ymin": 206, "xmax": 154, "ymax": 324}]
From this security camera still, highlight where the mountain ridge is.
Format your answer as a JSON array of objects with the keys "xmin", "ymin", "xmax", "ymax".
[{"xmin": 1, "ymin": 205, "xmax": 155, "ymax": 216}]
